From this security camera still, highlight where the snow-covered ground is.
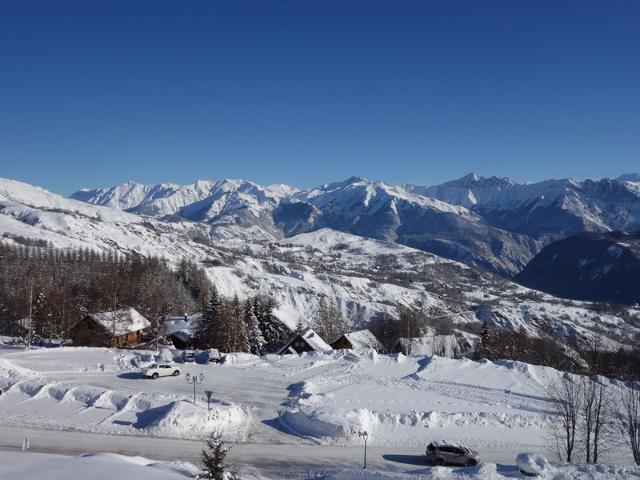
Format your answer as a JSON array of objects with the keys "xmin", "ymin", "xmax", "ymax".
[
  {"xmin": 0, "ymin": 345, "xmax": 637, "ymax": 478},
  {"xmin": 0, "ymin": 451, "xmax": 199, "ymax": 480},
  {"xmin": 0, "ymin": 346, "xmax": 629, "ymax": 455},
  {"xmin": 3, "ymin": 450, "xmax": 639, "ymax": 480}
]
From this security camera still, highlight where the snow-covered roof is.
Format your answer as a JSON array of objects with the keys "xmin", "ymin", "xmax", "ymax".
[
  {"xmin": 277, "ymin": 328, "xmax": 333, "ymax": 355},
  {"xmin": 396, "ymin": 334, "xmax": 470, "ymax": 357},
  {"xmin": 86, "ymin": 308, "xmax": 151, "ymax": 336},
  {"xmin": 333, "ymin": 330, "xmax": 379, "ymax": 350},
  {"xmin": 167, "ymin": 329, "xmax": 193, "ymax": 343}
]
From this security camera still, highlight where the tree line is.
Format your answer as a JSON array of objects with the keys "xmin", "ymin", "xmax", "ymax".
[
  {"xmin": 0, "ymin": 243, "xmax": 208, "ymax": 341},
  {"xmin": 193, "ymin": 288, "xmax": 291, "ymax": 354}
]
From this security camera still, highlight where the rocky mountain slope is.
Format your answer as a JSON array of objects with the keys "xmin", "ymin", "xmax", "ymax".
[
  {"xmin": 2, "ymin": 177, "xmax": 640, "ymax": 350},
  {"xmin": 515, "ymin": 231, "xmax": 640, "ymax": 305}
]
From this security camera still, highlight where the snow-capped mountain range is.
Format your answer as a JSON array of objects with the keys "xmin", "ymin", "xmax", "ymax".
[
  {"xmin": 70, "ymin": 173, "xmax": 640, "ymax": 275},
  {"xmin": 406, "ymin": 173, "xmax": 640, "ymax": 242},
  {"xmin": 2, "ymin": 174, "xmax": 640, "ymax": 351}
]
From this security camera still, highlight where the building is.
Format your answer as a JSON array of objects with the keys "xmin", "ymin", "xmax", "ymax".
[
  {"xmin": 330, "ymin": 329, "xmax": 380, "ymax": 351},
  {"xmin": 276, "ymin": 327, "xmax": 333, "ymax": 355},
  {"xmin": 69, "ymin": 308, "xmax": 151, "ymax": 348},
  {"xmin": 161, "ymin": 313, "xmax": 201, "ymax": 349},
  {"xmin": 2, "ymin": 317, "xmax": 31, "ymax": 337},
  {"xmin": 166, "ymin": 330, "xmax": 194, "ymax": 350}
]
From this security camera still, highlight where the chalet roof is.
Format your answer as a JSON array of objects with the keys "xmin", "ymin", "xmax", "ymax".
[
  {"xmin": 167, "ymin": 329, "xmax": 193, "ymax": 343},
  {"xmin": 86, "ymin": 308, "xmax": 151, "ymax": 336},
  {"xmin": 277, "ymin": 327, "xmax": 332, "ymax": 355},
  {"xmin": 333, "ymin": 329, "xmax": 379, "ymax": 350}
]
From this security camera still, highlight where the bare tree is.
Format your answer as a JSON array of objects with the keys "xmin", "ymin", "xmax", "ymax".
[
  {"xmin": 616, "ymin": 383, "xmax": 640, "ymax": 465},
  {"xmin": 313, "ymin": 297, "xmax": 346, "ymax": 343},
  {"xmin": 580, "ymin": 376, "xmax": 612, "ymax": 463},
  {"xmin": 546, "ymin": 374, "xmax": 583, "ymax": 462}
]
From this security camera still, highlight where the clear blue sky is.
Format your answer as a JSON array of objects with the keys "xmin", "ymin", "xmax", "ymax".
[{"xmin": 1, "ymin": 1, "xmax": 639, "ymax": 194}]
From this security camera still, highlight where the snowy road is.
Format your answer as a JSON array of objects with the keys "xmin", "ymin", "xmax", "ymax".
[{"xmin": 0, "ymin": 425, "xmax": 520, "ymax": 473}]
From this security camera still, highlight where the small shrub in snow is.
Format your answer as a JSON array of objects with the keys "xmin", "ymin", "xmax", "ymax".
[{"xmin": 200, "ymin": 431, "xmax": 232, "ymax": 480}]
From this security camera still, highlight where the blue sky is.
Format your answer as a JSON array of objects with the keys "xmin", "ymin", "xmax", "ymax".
[{"xmin": 1, "ymin": 1, "xmax": 639, "ymax": 194}]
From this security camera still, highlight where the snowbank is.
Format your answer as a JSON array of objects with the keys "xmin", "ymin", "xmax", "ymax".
[
  {"xmin": 300, "ymin": 463, "xmax": 640, "ymax": 480},
  {"xmin": 0, "ymin": 451, "xmax": 198, "ymax": 480},
  {"xmin": 137, "ymin": 399, "xmax": 248, "ymax": 438},
  {"xmin": 0, "ymin": 378, "xmax": 249, "ymax": 440}
]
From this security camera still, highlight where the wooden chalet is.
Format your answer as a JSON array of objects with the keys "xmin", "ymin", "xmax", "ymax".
[
  {"xmin": 69, "ymin": 308, "xmax": 151, "ymax": 348},
  {"xmin": 276, "ymin": 327, "xmax": 332, "ymax": 355},
  {"xmin": 330, "ymin": 329, "xmax": 380, "ymax": 351}
]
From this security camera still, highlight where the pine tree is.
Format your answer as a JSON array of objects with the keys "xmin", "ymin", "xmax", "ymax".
[
  {"xmin": 200, "ymin": 431, "xmax": 230, "ymax": 480},
  {"xmin": 197, "ymin": 287, "xmax": 222, "ymax": 348},
  {"xmin": 244, "ymin": 300, "xmax": 265, "ymax": 355},
  {"xmin": 227, "ymin": 295, "xmax": 246, "ymax": 352},
  {"xmin": 255, "ymin": 296, "xmax": 290, "ymax": 353}
]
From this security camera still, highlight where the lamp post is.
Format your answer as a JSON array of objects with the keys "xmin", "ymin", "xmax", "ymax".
[
  {"xmin": 185, "ymin": 372, "xmax": 204, "ymax": 404},
  {"xmin": 358, "ymin": 430, "xmax": 368, "ymax": 469}
]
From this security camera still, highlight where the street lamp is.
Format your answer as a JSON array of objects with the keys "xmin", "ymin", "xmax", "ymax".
[
  {"xmin": 185, "ymin": 372, "xmax": 204, "ymax": 404},
  {"xmin": 358, "ymin": 430, "xmax": 368, "ymax": 469}
]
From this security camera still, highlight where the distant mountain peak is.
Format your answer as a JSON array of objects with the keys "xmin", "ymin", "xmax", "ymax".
[
  {"xmin": 459, "ymin": 172, "xmax": 481, "ymax": 182},
  {"xmin": 617, "ymin": 173, "xmax": 640, "ymax": 183}
]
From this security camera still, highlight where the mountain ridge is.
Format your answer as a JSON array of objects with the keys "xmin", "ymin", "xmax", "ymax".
[
  {"xmin": 2, "ymin": 175, "xmax": 640, "ymax": 349},
  {"xmin": 68, "ymin": 173, "xmax": 640, "ymax": 275}
]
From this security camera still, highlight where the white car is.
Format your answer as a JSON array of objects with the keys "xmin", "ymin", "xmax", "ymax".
[{"xmin": 143, "ymin": 363, "xmax": 181, "ymax": 379}]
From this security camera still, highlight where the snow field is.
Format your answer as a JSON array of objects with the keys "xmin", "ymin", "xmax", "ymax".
[
  {"xmin": 276, "ymin": 353, "xmax": 564, "ymax": 449},
  {"xmin": 0, "ymin": 345, "xmax": 631, "ymax": 458}
]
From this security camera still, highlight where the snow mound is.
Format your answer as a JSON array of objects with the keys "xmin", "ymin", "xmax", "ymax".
[
  {"xmin": 516, "ymin": 453, "xmax": 551, "ymax": 476},
  {"xmin": 137, "ymin": 399, "xmax": 248, "ymax": 437},
  {"xmin": 0, "ymin": 451, "xmax": 198, "ymax": 480},
  {"xmin": 281, "ymin": 407, "xmax": 379, "ymax": 442},
  {"xmin": 0, "ymin": 375, "xmax": 249, "ymax": 440}
]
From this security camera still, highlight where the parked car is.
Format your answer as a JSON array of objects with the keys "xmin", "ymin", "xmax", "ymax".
[
  {"xmin": 143, "ymin": 363, "xmax": 181, "ymax": 379},
  {"xmin": 182, "ymin": 350, "xmax": 196, "ymax": 362},
  {"xmin": 425, "ymin": 441, "xmax": 479, "ymax": 466},
  {"xmin": 208, "ymin": 349, "xmax": 223, "ymax": 364}
]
